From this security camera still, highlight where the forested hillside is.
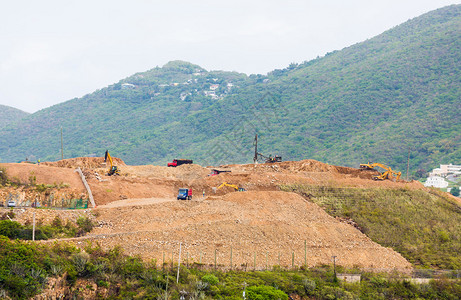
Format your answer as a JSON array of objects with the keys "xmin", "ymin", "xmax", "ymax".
[
  {"xmin": 0, "ymin": 105, "xmax": 28, "ymax": 129},
  {"xmin": 0, "ymin": 5, "xmax": 459, "ymax": 176}
]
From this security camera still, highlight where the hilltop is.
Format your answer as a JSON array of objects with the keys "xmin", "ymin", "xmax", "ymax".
[
  {"xmin": 0, "ymin": 104, "xmax": 28, "ymax": 129},
  {"xmin": 0, "ymin": 5, "xmax": 459, "ymax": 176}
]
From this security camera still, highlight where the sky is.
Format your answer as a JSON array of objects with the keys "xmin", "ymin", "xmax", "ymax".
[{"xmin": 1, "ymin": 0, "xmax": 460, "ymax": 113}]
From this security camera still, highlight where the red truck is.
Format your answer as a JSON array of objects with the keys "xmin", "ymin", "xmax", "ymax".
[{"xmin": 167, "ymin": 159, "xmax": 193, "ymax": 167}]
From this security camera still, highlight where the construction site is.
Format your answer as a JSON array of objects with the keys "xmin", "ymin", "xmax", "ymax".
[{"xmin": 1, "ymin": 152, "xmax": 442, "ymax": 273}]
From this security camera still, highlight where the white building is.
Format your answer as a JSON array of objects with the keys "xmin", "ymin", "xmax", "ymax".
[
  {"xmin": 210, "ymin": 84, "xmax": 219, "ymax": 91},
  {"xmin": 447, "ymin": 164, "xmax": 461, "ymax": 174},
  {"xmin": 430, "ymin": 164, "xmax": 461, "ymax": 177},
  {"xmin": 121, "ymin": 83, "xmax": 136, "ymax": 89},
  {"xmin": 424, "ymin": 176, "xmax": 449, "ymax": 188}
]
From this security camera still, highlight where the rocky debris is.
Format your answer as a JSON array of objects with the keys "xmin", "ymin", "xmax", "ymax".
[
  {"xmin": 97, "ymin": 220, "xmax": 114, "ymax": 229},
  {"xmin": 336, "ymin": 216, "xmax": 364, "ymax": 232},
  {"xmin": 93, "ymin": 171, "xmax": 107, "ymax": 182}
]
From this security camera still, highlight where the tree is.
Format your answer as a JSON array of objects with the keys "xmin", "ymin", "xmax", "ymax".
[
  {"xmin": 414, "ymin": 169, "xmax": 426, "ymax": 179},
  {"xmin": 450, "ymin": 186, "xmax": 460, "ymax": 197}
]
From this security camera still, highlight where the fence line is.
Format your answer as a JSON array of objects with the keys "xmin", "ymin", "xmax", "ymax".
[{"xmin": 122, "ymin": 240, "xmax": 461, "ymax": 279}]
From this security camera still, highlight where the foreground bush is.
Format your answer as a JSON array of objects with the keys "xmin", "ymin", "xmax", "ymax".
[
  {"xmin": 0, "ymin": 238, "xmax": 460, "ymax": 299},
  {"xmin": 0, "ymin": 216, "xmax": 93, "ymax": 240}
]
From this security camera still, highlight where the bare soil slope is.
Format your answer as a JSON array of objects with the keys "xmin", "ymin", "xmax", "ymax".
[
  {"xmin": 0, "ymin": 163, "xmax": 87, "ymax": 207},
  {"xmin": 0, "ymin": 163, "xmax": 85, "ymax": 189},
  {"xmin": 69, "ymin": 191, "xmax": 411, "ymax": 270}
]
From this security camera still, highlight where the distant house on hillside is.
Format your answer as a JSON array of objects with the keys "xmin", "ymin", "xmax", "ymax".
[
  {"xmin": 121, "ymin": 83, "xmax": 136, "ymax": 89},
  {"xmin": 424, "ymin": 176, "xmax": 449, "ymax": 188}
]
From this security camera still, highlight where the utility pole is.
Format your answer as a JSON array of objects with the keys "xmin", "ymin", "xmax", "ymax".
[
  {"xmin": 253, "ymin": 134, "xmax": 258, "ymax": 163},
  {"xmin": 332, "ymin": 256, "xmax": 337, "ymax": 277},
  {"xmin": 176, "ymin": 243, "xmax": 182, "ymax": 284},
  {"xmin": 406, "ymin": 148, "xmax": 411, "ymax": 181},
  {"xmin": 61, "ymin": 127, "xmax": 64, "ymax": 160},
  {"xmin": 32, "ymin": 212, "xmax": 35, "ymax": 241}
]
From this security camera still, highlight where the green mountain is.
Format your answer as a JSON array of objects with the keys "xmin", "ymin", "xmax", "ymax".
[
  {"xmin": 0, "ymin": 5, "xmax": 460, "ymax": 176},
  {"xmin": 0, "ymin": 60, "xmax": 251, "ymax": 163},
  {"xmin": 0, "ymin": 105, "xmax": 28, "ymax": 129}
]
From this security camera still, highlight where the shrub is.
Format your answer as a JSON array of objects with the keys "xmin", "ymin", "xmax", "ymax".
[
  {"xmin": 76, "ymin": 216, "xmax": 94, "ymax": 235},
  {"xmin": 0, "ymin": 167, "xmax": 8, "ymax": 185},
  {"xmin": 247, "ymin": 285, "xmax": 288, "ymax": 300},
  {"xmin": 201, "ymin": 274, "xmax": 219, "ymax": 286},
  {"xmin": 0, "ymin": 220, "xmax": 23, "ymax": 239}
]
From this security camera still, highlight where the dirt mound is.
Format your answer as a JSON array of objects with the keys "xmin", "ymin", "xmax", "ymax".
[
  {"xmin": 230, "ymin": 159, "xmax": 334, "ymax": 174},
  {"xmin": 56, "ymin": 191, "xmax": 411, "ymax": 270},
  {"xmin": 334, "ymin": 166, "xmax": 380, "ymax": 179},
  {"xmin": 42, "ymin": 157, "xmax": 125, "ymax": 169},
  {"xmin": 123, "ymin": 164, "xmax": 209, "ymax": 180},
  {"xmin": 230, "ymin": 159, "xmax": 381, "ymax": 179}
]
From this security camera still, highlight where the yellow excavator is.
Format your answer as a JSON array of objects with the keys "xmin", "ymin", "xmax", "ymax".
[
  {"xmin": 104, "ymin": 150, "xmax": 120, "ymax": 176},
  {"xmin": 217, "ymin": 182, "xmax": 246, "ymax": 192},
  {"xmin": 360, "ymin": 162, "xmax": 401, "ymax": 181}
]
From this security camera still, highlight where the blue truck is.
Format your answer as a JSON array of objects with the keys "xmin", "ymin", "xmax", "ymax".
[{"xmin": 177, "ymin": 188, "xmax": 192, "ymax": 200}]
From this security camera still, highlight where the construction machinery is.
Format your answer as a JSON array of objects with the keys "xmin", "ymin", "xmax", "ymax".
[
  {"xmin": 168, "ymin": 159, "xmax": 193, "ymax": 167},
  {"xmin": 177, "ymin": 188, "xmax": 192, "ymax": 200},
  {"xmin": 257, "ymin": 153, "xmax": 282, "ymax": 163},
  {"xmin": 104, "ymin": 150, "xmax": 120, "ymax": 176},
  {"xmin": 217, "ymin": 182, "xmax": 246, "ymax": 192},
  {"xmin": 209, "ymin": 169, "xmax": 232, "ymax": 176},
  {"xmin": 253, "ymin": 134, "xmax": 282, "ymax": 163},
  {"xmin": 360, "ymin": 162, "xmax": 401, "ymax": 181}
]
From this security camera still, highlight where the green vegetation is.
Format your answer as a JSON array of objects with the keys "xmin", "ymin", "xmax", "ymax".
[
  {"xmin": 0, "ymin": 216, "xmax": 94, "ymax": 240},
  {"xmin": 0, "ymin": 6, "xmax": 460, "ymax": 175},
  {"xmin": 0, "ymin": 168, "xmax": 7, "ymax": 185},
  {"xmin": 451, "ymin": 186, "xmax": 460, "ymax": 197},
  {"xmin": 281, "ymin": 184, "xmax": 461, "ymax": 269},
  {"xmin": 0, "ymin": 238, "xmax": 460, "ymax": 299},
  {"xmin": 0, "ymin": 104, "xmax": 28, "ymax": 130}
]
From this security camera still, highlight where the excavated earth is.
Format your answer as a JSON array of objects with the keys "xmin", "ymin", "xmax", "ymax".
[
  {"xmin": 84, "ymin": 191, "xmax": 411, "ymax": 270},
  {"xmin": 0, "ymin": 157, "xmax": 427, "ymax": 271}
]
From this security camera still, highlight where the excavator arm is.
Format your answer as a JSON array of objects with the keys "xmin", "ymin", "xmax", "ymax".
[
  {"xmin": 360, "ymin": 162, "xmax": 401, "ymax": 181},
  {"xmin": 104, "ymin": 150, "xmax": 120, "ymax": 176},
  {"xmin": 217, "ymin": 182, "xmax": 246, "ymax": 192}
]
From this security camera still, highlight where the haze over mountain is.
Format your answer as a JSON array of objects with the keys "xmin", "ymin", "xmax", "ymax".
[{"xmin": 0, "ymin": 5, "xmax": 459, "ymax": 176}]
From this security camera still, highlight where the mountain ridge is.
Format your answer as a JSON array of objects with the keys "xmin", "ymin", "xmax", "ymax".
[
  {"xmin": 0, "ymin": 5, "xmax": 460, "ymax": 176},
  {"xmin": 0, "ymin": 104, "xmax": 29, "ymax": 130}
]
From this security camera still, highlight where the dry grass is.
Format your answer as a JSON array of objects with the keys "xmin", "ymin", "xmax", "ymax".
[{"xmin": 281, "ymin": 184, "xmax": 461, "ymax": 269}]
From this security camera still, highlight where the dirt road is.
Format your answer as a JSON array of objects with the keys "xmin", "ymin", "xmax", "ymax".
[{"xmin": 97, "ymin": 197, "xmax": 177, "ymax": 208}]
